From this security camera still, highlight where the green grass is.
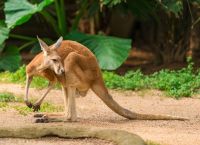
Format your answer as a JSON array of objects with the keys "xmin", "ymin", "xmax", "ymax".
[
  {"xmin": 0, "ymin": 92, "xmax": 16, "ymax": 102},
  {"xmin": 1, "ymin": 102, "xmax": 63, "ymax": 116},
  {"xmin": 0, "ymin": 102, "xmax": 8, "ymax": 108},
  {"xmin": 12, "ymin": 102, "xmax": 63, "ymax": 116},
  {"xmin": 40, "ymin": 102, "xmax": 63, "ymax": 112},
  {"xmin": 13, "ymin": 105, "xmax": 33, "ymax": 116},
  {"xmin": 146, "ymin": 140, "xmax": 163, "ymax": 145},
  {"xmin": 0, "ymin": 57, "xmax": 200, "ymax": 98},
  {"xmin": 13, "ymin": 102, "xmax": 63, "ymax": 116},
  {"xmin": 103, "ymin": 57, "xmax": 200, "ymax": 98},
  {"xmin": 0, "ymin": 92, "xmax": 24, "ymax": 102},
  {"xmin": 0, "ymin": 65, "xmax": 59, "ymax": 89},
  {"xmin": 0, "ymin": 92, "xmax": 63, "ymax": 115}
]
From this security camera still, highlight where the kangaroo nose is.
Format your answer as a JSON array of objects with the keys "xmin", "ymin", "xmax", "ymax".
[{"xmin": 61, "ymin": 68, "xmax": 64, "ymax": 73}]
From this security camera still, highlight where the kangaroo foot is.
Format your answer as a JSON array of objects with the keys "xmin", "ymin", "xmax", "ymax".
[
  {"xmin": 34, "ymin": 115, "xmax": 75, "ymax": 123},
  {"xmin": 34, "ymin": 115, "xmax": 49, "ymax": 123},
  {"xmin": 65, "ymin": 113, "xmax": 77, "ymax": 122},
  {"xmin": 34, "ymin": 113, "xmax": 45, "ymax": 118},
  {"xmin": 34, "ymin": 112, "xmax": 64, "ymax": 118},
  {"xmin": 33, "ymin": 114, "xmax": 78, "ymax": 123},
  {"xmin": 64, "ymin": 117, "xmax": 77, "ymax": 122}
]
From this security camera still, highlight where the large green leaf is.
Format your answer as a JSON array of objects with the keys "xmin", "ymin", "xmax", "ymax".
[
  {"xmin": 161, "ymin": 0, "xmax": 183, "ymax": 16},
  {"xmin": 101, "ymin": 0, "xmax": 126, "ymax": 7},
  {"xmin": 126, "ymin": 0, "xmax": 158, "ymax": 18},
  {"xmin": 0, "ymin": 46, "xmax": 21, "ymax": 72},
  {"xmin": 65, "ymin": 32, "xmax": 131, "ymax": 70},
  {"xmin": 0, "ymin": 20, "xmax": 10, "ymax": 51},
  {"xmin": 4, "ymin": 0, "xmax": 54, "ymax": 29}
]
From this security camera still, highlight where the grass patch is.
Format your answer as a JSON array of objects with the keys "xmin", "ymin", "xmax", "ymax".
[
  {"xmin": 0, "ymin": 65, "xmax": 26, "ymax": 84},
  {"xmin": 13, "ymin": 102, "xmax": 63, "ymax": 116},
  {"xmin": 103, "ymin": 58, "xmax": 200, "ymax": 98},
  {"xmin": 0, "ymin": 102, "xmax": 8, "ymax": 108},
  {"xmin": 0, "ymin": 92, "xmax": 24, "ymax": 103},
  {"xmin": 0, "ymin": 92, "xmax": 15, "ymax": 102},
  {"xmin": 40, "ymin": 102, "xmax": 63, "ymax": 112},
  {"xmin": 146, "ymin": 140, "xmax": 163, "ymax": 145},
  {"xmin": 13, "ymin": 105, "xmax": 32, "ymax": 116},
  {"xmin": 0, "ymin": 65, "xmax": 60, "ymax": 89},
  {"xmin": 31, "ymin": 77, "xmax": 49, "ymax": 89},
  {"xmin": 31, "ymin": 77, "xmax": 61, "ymax": 89},
  {"xmin": 0, "ymin": 91, "xmax": 63, "ymax": 115},
  {"xmin": 6, "ymin": 102, "xmax": 63, "ymax": 116}
]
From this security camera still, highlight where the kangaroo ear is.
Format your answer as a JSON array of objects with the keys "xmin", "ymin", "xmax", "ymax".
[
  {"xmin": 52, "ymin": 36, "xmax": 63, "ymax": 50},
  {"xmin": 37, "ymin": 36, "xmax": 49, "ymax": 55}
]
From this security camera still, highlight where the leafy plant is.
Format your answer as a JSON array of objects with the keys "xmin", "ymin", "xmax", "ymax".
[
  {"xmin": 104, "ymin": 58, "xmax": 200, "ymax": 98},
  {"xmin": 0, "ymin": 0, "xmax": 53, "ymax": 71},
  {"xmin": 0, "ymin": 0, "xmax": 133, "ymax": 71},
  {"xmin": 0, "ymin": 20, "xmax": 20, "ymax": 71},
  {"xmin": 101, "ymin": 0, "xmax": 127, "ymax": 7},
  {"xmin": 161, "ymin": 0, "xmax": 183, "ymax": 16},
  {"xmin": 66, "ymin": 31, "xmax": 131, "ymax": 70},
  {"xmin": 0, "ymin": 20, "xmax": 9, "ymax": 50},
  {"xmin": 1, "ymin": 0, "xmax": 200, "ymax": 71},
  {"xmin": 103, "ymin": 69, "xmax": 146, "ymax": 90},
  {"xmin": 4, "ymin": 0, "xmax": 54, "ymax": 29},
  {"xmin": 0, "ymin": 46, "xmax": 21, "ymax": 72}
]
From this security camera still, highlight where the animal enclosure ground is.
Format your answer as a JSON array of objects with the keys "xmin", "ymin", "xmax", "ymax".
[
  {"xmin": 0, "ymin": 83, "xmax": 200, "ymax": 145},
  {"xmin": 0, "ymin": 137, "xmax": 114, "ymax": 145}
]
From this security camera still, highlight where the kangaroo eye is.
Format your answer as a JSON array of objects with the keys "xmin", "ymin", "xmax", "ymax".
[{"xmin": 52, "ymin": 59, "xmax": 57, "ymax": 62}]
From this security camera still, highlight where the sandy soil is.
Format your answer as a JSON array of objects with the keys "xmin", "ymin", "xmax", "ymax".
[
  {"xmin": 0, "ymin": 83, "xmax": 200, "ymax": 145},
  {"xmin": 0, "ymin": 138, "xmax": 113, "ymax": 145}
]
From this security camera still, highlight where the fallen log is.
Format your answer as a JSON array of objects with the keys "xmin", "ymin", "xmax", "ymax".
[{"xmin": 0, "ymin": 124, "xmax": 146, "ymax": 145}]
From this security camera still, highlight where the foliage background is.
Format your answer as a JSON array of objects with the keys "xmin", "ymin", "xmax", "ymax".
[
  {"xmin": 1, "ymin": 0, "xmax": 200, "ymax": 71},
  {"xmin": 1, "ymin": 0, "xmax": 200, "ymax": 97}
]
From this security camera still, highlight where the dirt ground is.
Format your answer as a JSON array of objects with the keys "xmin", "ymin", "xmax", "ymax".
[{"xmin": 0, "ymin": 83, "xmax": 200, "ymax": 145}]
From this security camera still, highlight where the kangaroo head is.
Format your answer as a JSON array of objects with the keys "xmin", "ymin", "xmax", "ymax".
[{"xmin": 37, "ymin": 36, "xmax": 64, "ymax": 75}]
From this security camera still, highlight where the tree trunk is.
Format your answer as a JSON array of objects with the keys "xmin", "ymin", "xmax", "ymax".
[
  {"xmin": 154, "ymin": 1, "xmax": 191, "ymax": 64},
  {"xmin": 190, "ymin": 3, "xmax": 200, "ymax": 63}
]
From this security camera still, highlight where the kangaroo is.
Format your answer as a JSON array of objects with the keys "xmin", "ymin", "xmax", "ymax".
[
  {"xmin": 25, "ymin": 37, "xmax": 83, "ymax": 112},
  {"xmin": 26, "ymin": 36, "xmax": 187, "ymax": 122}
]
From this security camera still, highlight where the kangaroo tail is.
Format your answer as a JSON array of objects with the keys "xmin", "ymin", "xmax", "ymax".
[{"xmin": 91, "ymin": 82, "xmax": 188, "ymax": 121}]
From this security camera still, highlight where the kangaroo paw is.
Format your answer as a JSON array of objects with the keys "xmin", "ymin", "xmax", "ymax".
[
  {"xmin": 33, "ymin": 104, "xmax": 41, "ymax": 112},
  {"xmin": 25, "ymin": 101, "xmax": 33, "ymax": 108}
]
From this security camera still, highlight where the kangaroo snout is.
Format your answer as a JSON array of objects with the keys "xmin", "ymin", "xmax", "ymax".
[
  {"xmin": 56, "ymin": 67, "xmax": 64, "ymax": 75},
  {"xmin": 60, "ymin": 68, "xmax": 65, "ymax": 73}
]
